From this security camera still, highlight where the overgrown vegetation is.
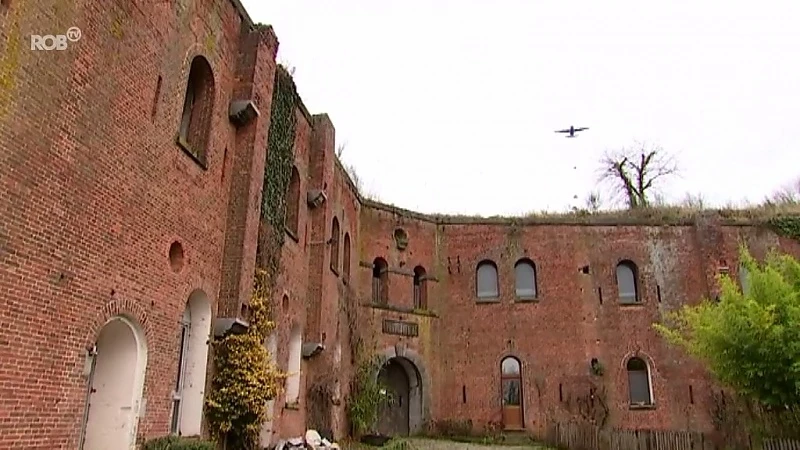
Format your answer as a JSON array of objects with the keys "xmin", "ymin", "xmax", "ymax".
[
  {"xmin": 258, "ymin": 65, "xmax": 298, "ymax": 281},
  {"xmin": 654, "ymin": 247, "xmax": 800, "ymax": 437},
  {"xmin": 347, "ymin": 354, "xmax": 392, "ymax": 436},
  {"xmin": 336, "ymin": 142, "xmax": 381, "ymax": 202},
  {"xmin": 203, "ymin": 64, "xmax": 298, "ymax": 450},
  {"xmin": 141, "ymin": 435, "xmax": 215, "ymax": 450},
  {"xmin": 205, "ymin": 269, "xmax": 286, "ymax": 449},
  {"xmin": 341, "ymin": 284, "xmax": 390, "ymax": 436}
]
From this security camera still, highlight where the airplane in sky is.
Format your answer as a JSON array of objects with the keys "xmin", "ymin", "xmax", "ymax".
[{"xmin": 555, "ymin": 125, "xmax": 589, "ymax": 138}]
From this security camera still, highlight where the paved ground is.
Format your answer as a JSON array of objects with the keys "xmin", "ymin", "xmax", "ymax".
[{"xmin": 342, "ymin": 437, "xmax": 554, "ymax": 450}]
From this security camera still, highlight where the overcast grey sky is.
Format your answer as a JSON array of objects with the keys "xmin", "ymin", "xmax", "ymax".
[{"xmin": 241, "ymin": 1, "xmax": 800, "ymax": 216}]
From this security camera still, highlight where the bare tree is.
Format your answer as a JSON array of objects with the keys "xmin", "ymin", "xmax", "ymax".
[
  {"xmin": 681, "ymin": 192, "xmax": 707, "ymax": 209},
  {"xmin": 335, "ymin": 141, "xmax": 348, "ymax": 159},
  {"xmin": 278, "ymin": 59, "xmax": 296, "ymax": 77},
  {"xmin": 768, "ymin": 177, "xmax": 800, "ymax": 205},
  {"xmin": 598, "ymin": 142, "xmax": 679, "ymax": 209}
]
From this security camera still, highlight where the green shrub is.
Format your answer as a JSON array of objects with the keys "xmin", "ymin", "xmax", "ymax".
[{"xmin": 141, "ymin": 435, "xmax": 215, "ymax": 450}]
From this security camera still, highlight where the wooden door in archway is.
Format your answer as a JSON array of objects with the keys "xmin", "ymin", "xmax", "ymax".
[{"xmin": 501, "ymin": 357, "xmax": 523, "ymax": 430}]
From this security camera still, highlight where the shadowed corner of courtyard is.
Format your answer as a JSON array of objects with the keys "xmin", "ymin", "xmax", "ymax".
[{"xmin": 340, "ymin": 435, "xmax": 556, "ymax": 450}]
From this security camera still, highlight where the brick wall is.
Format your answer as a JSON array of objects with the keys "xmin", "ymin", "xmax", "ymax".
[
  {"xmin": 3, "ymin": 0, "xmax": 800, "ymax": 448},
  {"xmin": 0, "ymin": 0, "xmax": 276, "ymax": 447},
  {"xmin": 355, "ymin": 205, "xmax": 800, "ymax": 437}
]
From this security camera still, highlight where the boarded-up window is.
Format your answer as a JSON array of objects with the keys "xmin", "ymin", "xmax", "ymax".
[
  {"xmin": 616, "ymin": 261, "xmax": 639, "ymax": 304},
  {"xmin": 627, "ymin": 357, "xmax": 652, "ymax": 405},
  {"xmin": 476, "ymin": 261, "xmax": 499, "ymax": 299},
  {"xmin": 330, "ymin": 218, "xmax": 340, "ymax": 274},
  {"xmin": 514, "ymin": 259, "xmax": 537, "ymax": 299},
  {"xmin": 413, "ymin": 266, "xmax": 427, "ymax": 309},
  {"xmin": 178, "ymin": 56, "xmax": 215, "ymax": 166},
  {"xmin": 285, "ymin": 167, "xmax": 300, "ymax": 237},
  {"xmin": 372, "ymin": 258, "xmax": 389, "ymax": 305},
  {"xmin": 342, "ymin": 233, "xmax": 351, "ymax": 282}
]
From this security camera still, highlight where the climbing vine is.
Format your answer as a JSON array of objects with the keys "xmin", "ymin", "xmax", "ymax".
[
  {"xmin": 205, "ymin": 269, "xmax": 286, "ymax": 449},
  {"xmin": 258, "ymin": 65, "xmax": 298, "ymax": 284},
  {"xmin": 766, "ymin": 216, "xmax": 800, "ymax": 242},
  {"xmin": 340, "ymin": 284, "xmax": 390, "ymax": 436}
]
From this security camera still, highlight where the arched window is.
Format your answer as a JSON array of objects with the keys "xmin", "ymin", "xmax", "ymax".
[
  {"xmin": 330, "ymin": 217, "xmax": 340, "ymax": 274},
  {"xmin": 616, "ymin": 260, "xmax": 639, "ymax": 304},
  {"xmin": 413, "ymin": 266, "xmax": 427, "ymax": 309},
  {"xmin": 343, "ymin": 233, "xmax": 351, "ymax": 283},
  {"xmin": 285, "ymin": 324, "xmax": 303, "ymax": 404},
  {"xmin": 626, "ymin": 357, "xmax": 653, "ymax": 406},
  {"xmin": 476, "ymin": 260, "xmax": 499, "ymax": 299},
  {"xmin": 285, "ymin": 167, "xmax": 300, "ymax": 238},
  {"xmin": 501, "ymin": 357, "xmax": 523, "ymax": 429},
  {"xmin": 514, "ymin": 259, "xmax": 537, "ymax": 299},
  {"xmin": 178, "ymin": 56, "xmax": 215, "ymax": 166},
  {"xmin": 372, "ymin": 257, "xmax": 389, "ymax": 305}
]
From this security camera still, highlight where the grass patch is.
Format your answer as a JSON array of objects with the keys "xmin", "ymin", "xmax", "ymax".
[{"xmin": 363, "ymin": 199, "xmax": 800, "ymax": 227}]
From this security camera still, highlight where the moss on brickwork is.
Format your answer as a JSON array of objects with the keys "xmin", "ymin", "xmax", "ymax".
[
  {"xmin": 766, "ymin": 216, "xmax": 800, "ymax": 241},
  {"xmin": 110, "ymin": 16, "xmax": 124, "ymax": 39},
  {"xmin": 259, "ymin": 66, "xmax": 298, "ymax": 283},
  {"xmin": 0, "ymin": 0, "xmax": 24, "ymax": 117}
]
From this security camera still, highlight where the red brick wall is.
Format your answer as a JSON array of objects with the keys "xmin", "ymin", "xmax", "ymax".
[
  {"xmin": 4, "ymin": 0, "xmax": 800, "ymax": 448},
  {"xmin": 355, "ymin": 206, "xmax": 800, "ymax": 437},
  {"xmin": 0, "ymin": 0, "xmax": 277, "ymax": 447}
]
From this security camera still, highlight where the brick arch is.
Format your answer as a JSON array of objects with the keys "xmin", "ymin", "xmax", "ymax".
[
  {"xmin": 182, "ymin": 47, "xmax": 218, "ymax": 77},
  {"xmin": 85, "ymin": 298, "xmax": 154, "ymax": 347},
  {"xmin": 619, "ymin": 349, "xmax": 657, "ymax": 372},
  {"xmin": 375, "ymin": 345, "xmax": 431, "ymax": 433}
]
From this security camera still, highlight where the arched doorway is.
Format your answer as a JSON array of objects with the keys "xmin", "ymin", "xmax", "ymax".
[
  {"xmin": 81, "ymin": 316, "xmax": 148, "ymax": 450},
  {"xmin": 376, "ymin": 357, "xmax": 422, "ymax": 437},
  {"xmin": 171, "ymin": 289, "xmax": 212, "ymax": 436},
  {"xmin": 501, "ymin": 356, "xmax": 524, "ymax": 430}
]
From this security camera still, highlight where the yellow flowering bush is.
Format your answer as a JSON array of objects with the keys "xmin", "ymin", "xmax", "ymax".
[{"xmin": 205, "ymin": 269, "xmax": 286, "ymax": 449}]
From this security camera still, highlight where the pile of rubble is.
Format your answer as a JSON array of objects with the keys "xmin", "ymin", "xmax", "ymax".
[{"xmin": 274, "ymin": 429, "xmax": 340, "ymax": 449}]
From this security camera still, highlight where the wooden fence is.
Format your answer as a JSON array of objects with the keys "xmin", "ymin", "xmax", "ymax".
[{"xmin": 544, "ymin": 422, "xmax": 800, "ymax": 450}]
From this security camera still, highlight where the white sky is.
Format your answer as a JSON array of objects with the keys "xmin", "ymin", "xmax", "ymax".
[{"xmin": 240, "ymin": 1, "xmax": 800, "ymax": 216}]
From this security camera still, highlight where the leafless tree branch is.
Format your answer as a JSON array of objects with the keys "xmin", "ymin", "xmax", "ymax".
[
  {"xmin": 597, "ymin": 141, "xmax": 679, "ymax": 209},
  {"xmin": 768, "ymin": 177, "xmax": 800, "ymax": 205}
]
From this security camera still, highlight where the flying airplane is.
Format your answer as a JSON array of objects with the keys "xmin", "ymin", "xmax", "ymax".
[{"xmin": 555, "ymin": 125, "xmax": 589, "ymax": 138}]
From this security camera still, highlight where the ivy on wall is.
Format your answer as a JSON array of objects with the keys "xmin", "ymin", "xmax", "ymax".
[
  {"xmin": 767, "ymin": 216, "xmax": 800, "ymax": 242},
  {"xmin": 203, "ymin": 66, "xmax": 298, "ymax": 449},
  {"xmin": 258, "ymin": 65, "xmax": 298, "ymax": 283}
]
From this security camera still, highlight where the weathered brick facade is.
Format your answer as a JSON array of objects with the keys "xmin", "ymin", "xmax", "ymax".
[{"xmin": 1, "ymin": 0, "xmax": 799, "ymax": 449}]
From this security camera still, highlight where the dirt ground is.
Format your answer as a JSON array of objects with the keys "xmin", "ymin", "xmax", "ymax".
[{"xmin": 342, "ymin": 437, "xmax": 554, "ymax": 450}]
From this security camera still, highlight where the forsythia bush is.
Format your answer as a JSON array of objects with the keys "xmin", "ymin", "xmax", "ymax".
[{"xmin": 205, "ymin": 269, "xmax": 286, "ymax": 449}]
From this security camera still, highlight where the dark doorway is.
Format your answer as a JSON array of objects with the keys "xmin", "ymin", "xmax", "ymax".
[{"xmin": 376, "ymin": 359, "xmax": 410, "ymax": 436}]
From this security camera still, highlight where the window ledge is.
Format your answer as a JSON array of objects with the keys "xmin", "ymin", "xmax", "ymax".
[
  {"xmin": 361, "ymin": 302, "xmax": 439, "ymax": 318},
  {"xmin": 284, "ymin": 401, "xmax": 300, "ymax": 411},
  {"xmin": 285, "ymin": 226, "xmax": 299, "ymax": 243},
  {"xmin": 175, "ymin": 135, "xmax": 208, "ymax": 170},
  {"xmin": 476, "ymin": 297, "xmax": 500, "ymax": 303},
  {"xmin": 619, "ymin": 302, "xmax": 645, "ymax": 307},
  {"xmin": 629, "ymin": 403, "xmax": 656, "ymax": 410},
  {"xmin": 514, "ymin": 297, "xmax": 539, "ymax": 303}
]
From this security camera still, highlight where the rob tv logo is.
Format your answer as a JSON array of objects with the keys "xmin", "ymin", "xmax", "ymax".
[{"xmin": 31, "ymin": 27, "xmax": 82, "ymax": 51}]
